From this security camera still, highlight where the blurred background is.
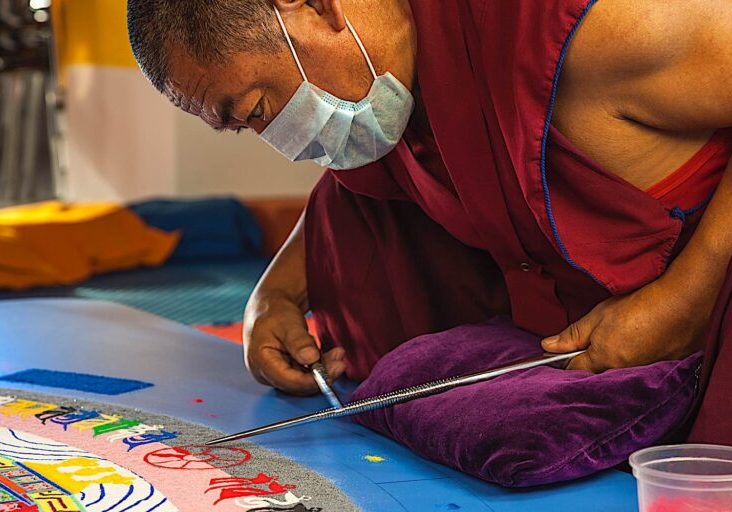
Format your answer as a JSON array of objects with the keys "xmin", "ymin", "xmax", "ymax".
[
  {"xmin": 0, "ymin": 0, "xmax": 324, "ymax": 341},
  {"xmin": 1, "ymin": 0, "xmax": 323, "ymax": 205},
  {"xmin": 1, "ymin": 0, "xmax": 53, "ymax": 206}
]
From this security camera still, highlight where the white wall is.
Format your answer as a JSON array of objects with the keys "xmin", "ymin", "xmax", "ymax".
[
  {"xmin": 62, "ymin": 65, "xmax": 323, "ymax": 202},
  {"xmin": 175, "ymin": 109, "xmax": 324, "ymax": 199},
  {"xmin": 64, "ymin": 66, "xmax": 176, "ymax": 201}
]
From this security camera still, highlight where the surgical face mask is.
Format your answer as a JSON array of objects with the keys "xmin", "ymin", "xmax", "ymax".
[{"xmin": 260, "ymin": 7, "xmax": 415, "ymax": 170}]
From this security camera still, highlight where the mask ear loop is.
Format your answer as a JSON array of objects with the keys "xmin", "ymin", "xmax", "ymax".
[
  {"xmin": 344, "ymin": 17, "xmax": 378, "ymax": 81},
  {"xmin": 273, "ymin": 7, "xmax": 378, "ymax": 83},
  {"xmin": 273, "ymin": 7, "xmax": 309, "ymax": 82}
]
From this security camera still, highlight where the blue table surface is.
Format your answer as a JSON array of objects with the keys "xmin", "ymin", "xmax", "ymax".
[{"xmin": 0, "ymin": 299, "xmax": 639, "ymax": 511}]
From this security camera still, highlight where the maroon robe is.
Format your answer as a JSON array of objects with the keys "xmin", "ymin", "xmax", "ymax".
[{"xmin": 305, "ymin": 0, "xmax": 732, "ymax": 444}]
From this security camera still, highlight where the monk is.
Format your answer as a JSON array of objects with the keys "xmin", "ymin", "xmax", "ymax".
[{"xmin": 127, "ymin": 0, "xmax": 732, "ymax": 444}]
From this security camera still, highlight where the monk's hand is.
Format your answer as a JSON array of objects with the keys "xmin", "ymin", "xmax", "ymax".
[
  {"xmin": 243, "ymin": 292, "xmax": 346, "ymax": 395},
  {"xmin": 540, "ymin": 276, "xmax": 707, "ymax": 373}
]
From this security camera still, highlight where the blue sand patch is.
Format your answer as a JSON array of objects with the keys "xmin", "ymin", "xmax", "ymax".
[{"xmin": 0, "ymin": 369, "xmax": 153, "ymax": 395}]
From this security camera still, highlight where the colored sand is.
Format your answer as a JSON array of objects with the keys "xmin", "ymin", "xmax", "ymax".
[
  {"xmin": 1, "ymin": 387, "xmax": 359, "ymax": 511},
  {"xmin": 0, "ymin": 369, "xmax": 153, "ymax": 395}
]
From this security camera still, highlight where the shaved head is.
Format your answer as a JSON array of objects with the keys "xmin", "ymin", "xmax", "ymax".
[
  {"xmin": 128, "ymin": 0, "xmax": 417, "ymax": 136},
  {"xmin": 127, "ymin": 0, "xmax": 285, "ymax": 92}
]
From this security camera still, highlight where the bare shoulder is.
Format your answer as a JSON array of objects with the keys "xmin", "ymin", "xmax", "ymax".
[
  {"xmin": 563, "ymin": 0, "xmax": 732, "ymax": 129},
  {"xmin": 566, "ymin": 0, "xmax": 727, "ymax": 82}
]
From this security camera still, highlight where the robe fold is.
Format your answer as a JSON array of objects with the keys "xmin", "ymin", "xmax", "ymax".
[{"xmin": 305, "ymin": 0, "xmax": 732, "ymax": 443}]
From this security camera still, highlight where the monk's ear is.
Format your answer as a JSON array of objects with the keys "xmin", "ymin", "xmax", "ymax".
[
  {"xmin": 273, "ymin": 0, "xmax": 308, "ymax": 12},
  {"xmin": 307, "ymin": 0, "xmax": 346, "ymax": 31},
  {"xmin": 272, "ymin": 0, "xmax": 346, "ymax": 32}
]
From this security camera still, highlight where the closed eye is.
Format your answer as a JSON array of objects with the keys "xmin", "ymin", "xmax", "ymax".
[
  {"xmin": 248, "ymin": 98, "xmax": 264, "ymax": 123},
  {"xmin": 213, "ymin": 125, "xmax": 248, "ymax": 134}
]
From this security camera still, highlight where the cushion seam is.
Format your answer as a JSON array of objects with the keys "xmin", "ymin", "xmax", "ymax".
[{"xmin": 522, "ymin": 361, "xmax": 698, "ymax": 481}]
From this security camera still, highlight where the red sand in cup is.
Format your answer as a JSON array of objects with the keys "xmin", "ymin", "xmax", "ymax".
[{"xmin": 647, "ymin": 497, "xmax": 731, "ymax": 512}]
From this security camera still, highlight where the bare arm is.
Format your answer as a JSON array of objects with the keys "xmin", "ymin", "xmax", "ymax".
[
  {"xmin": 248, "ymin": 213, "xmax": 309, "ymax": 311},
  {"xmin": 244, "ymin": 213, "xmax": 346, "ymax": 394},
  {"xmin": 543, "ymin": 0, "xmax": 732, "ymax": 370},
  {"xmin": 665, "ymin": 156, "xmax": 732, "ymax": 326}
]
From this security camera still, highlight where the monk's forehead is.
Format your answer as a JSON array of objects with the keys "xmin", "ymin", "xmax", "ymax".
[
  {"xmin": 164, "ymin": 46, "xmax": 211, "ymax": 95},
  {"xmin": 164, "ymin": 44, "xmax": 261, "ymax": 98},
  {"xmin": 162, "ymin": 46, "xmax": 230, "ymax": 119}
]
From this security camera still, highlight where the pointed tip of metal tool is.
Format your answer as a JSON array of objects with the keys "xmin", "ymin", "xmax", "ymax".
[
  {"xmin": 205, "ymin": 432, "xmax": 252, "ymax": 446},
  {"xmin": 204, "ymin": 437, "xmax": 228, "ymax": 446},
  {"xmin": 205, "ymin": 436, "xmax": 238, "ymax": 446},
  {"xmin": 205, "ymin": 410, "xmax": 324, "ymax": 446}
]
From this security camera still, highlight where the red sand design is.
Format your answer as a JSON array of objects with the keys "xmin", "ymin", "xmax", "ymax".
[
  {"xmin": 0, "ymin": 396, "xmax": 312, "ymax": 512},
  {"xmin": 144, "ymin": 446, "xmax": 252, "ymax": 470}
]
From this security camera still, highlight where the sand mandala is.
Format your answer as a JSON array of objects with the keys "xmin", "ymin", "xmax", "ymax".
[{"xmin": 0, "ymin": 389, "xmax": 358, "ymax": 512}]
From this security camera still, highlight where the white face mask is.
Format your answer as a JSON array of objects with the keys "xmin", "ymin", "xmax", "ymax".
[{"xmin": 260, "ymin": 7, "xmax": 415, "ymax": 170}]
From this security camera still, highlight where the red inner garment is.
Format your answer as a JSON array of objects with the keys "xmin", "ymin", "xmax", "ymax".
[{"xmin": 646, "ymin": 129, "xmax": 732, "ymax": 210}]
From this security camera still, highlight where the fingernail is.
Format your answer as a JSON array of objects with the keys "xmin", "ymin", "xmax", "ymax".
[{"xmin": 543, "ymin": 336, "xmax": 560, "ymax": 346}]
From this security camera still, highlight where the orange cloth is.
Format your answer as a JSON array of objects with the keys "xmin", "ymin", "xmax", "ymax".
[{"xmin": 0, "ymin": 201, "xmax": 180, "ymax": 290}]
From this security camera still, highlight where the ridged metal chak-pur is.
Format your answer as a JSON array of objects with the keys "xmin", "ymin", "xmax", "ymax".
[{"xmin": 206, "ymin": 350, "xmax": 585, "ymax": 446}]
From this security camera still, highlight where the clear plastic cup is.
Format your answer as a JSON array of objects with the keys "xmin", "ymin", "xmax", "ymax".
[{"xmin": 630, "ymin": 444, "xmax": 732, "ymax": 512}]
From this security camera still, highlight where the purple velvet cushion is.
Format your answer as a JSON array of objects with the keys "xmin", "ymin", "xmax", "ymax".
[{"xmin": 352, "ymin": 317, "xmax": 701, "ymax": 487}]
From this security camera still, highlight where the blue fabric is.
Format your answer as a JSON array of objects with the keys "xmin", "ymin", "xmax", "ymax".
[
  {"xmin": 0, "ymin": 369, "xmax": 153, "ymax": 395},
  {"xmin": 129, "ymin": 197, "xmax": 264, "ymax": 261}
]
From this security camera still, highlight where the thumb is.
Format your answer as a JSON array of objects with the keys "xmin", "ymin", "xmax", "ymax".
[{"xmin": 542, "ymin": 318, "xmax": 593, "ymax": 353}]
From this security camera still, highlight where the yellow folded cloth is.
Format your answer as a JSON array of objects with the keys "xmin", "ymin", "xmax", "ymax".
[{"xmin": 0, "ymin": 201, "xmax": 180, "ymax": 290}]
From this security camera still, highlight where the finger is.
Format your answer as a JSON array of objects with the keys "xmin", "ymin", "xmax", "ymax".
[
  {"xmin": 253, "ymin": 366, "xmax": 275, "ymax": 388},
  {"xmin": 322, "ymin": 348, "xmax": 347, "ymax": 381},
  {"xmin": 325, "ymin": 360, "xmax": 347, "ymax": 382},
  {"xmin": 542, "ymin": 317, "xmax": 594, "ymax": 353},
  {"xmin": 566, "ymin": 352, "xmax": 604, "ymax": 373},
  {"xmin": 242, "ymin": 339, "xmax": 272, "ymax": 387},
  {"xmin": 322, "ymin": 347, "xmax": 346, "ymax": 363},
  {"xmin": 281, "ymin": 326, "xmax": 321, "ymax": 366},
  {"xmin": 257, "ymin": 346, "xmax": 320, "ymax": 395},
  {"xmin": 249, "ymin": 362, "xmax": 271, "ymax": 387}
]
